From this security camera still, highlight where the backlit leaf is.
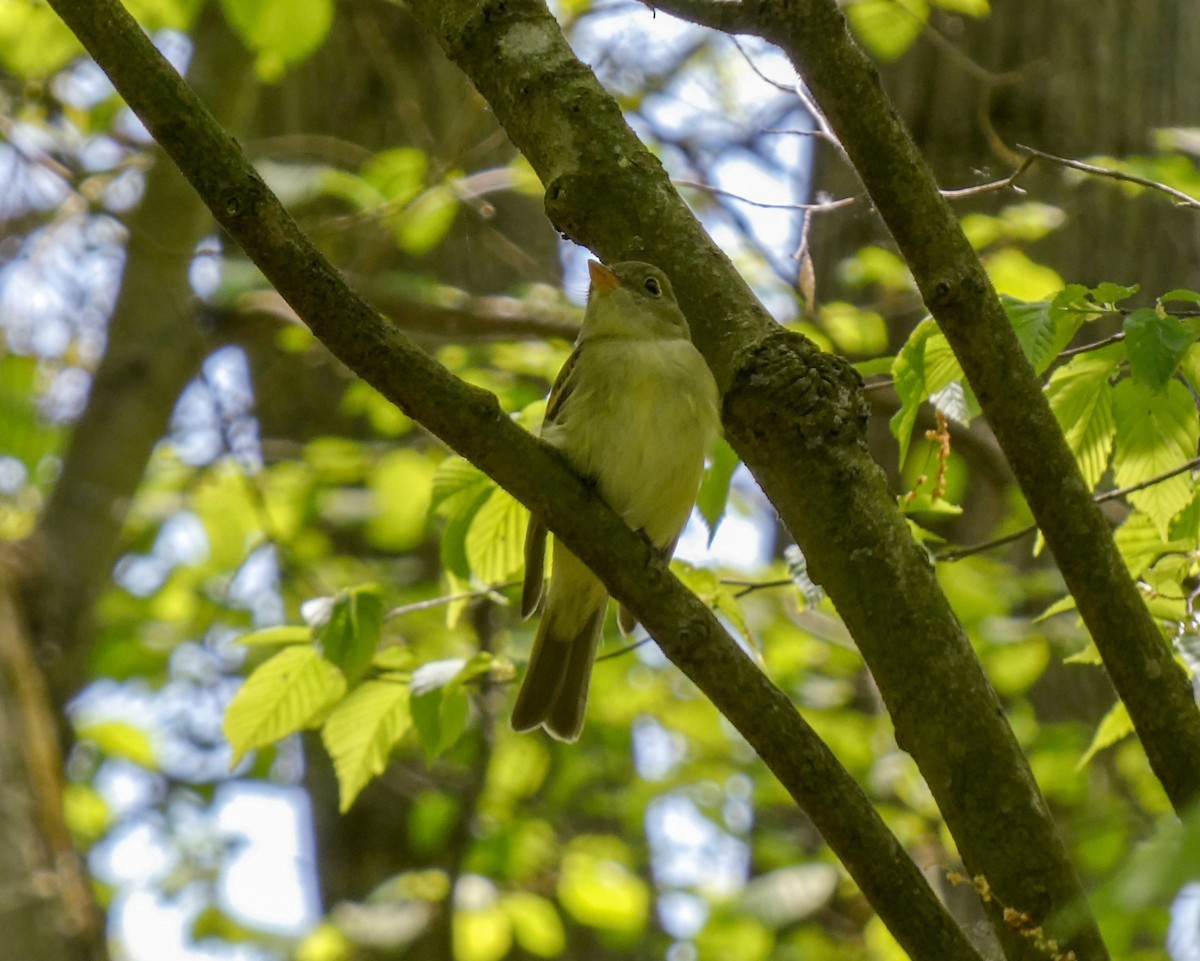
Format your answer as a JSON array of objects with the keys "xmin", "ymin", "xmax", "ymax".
[
  {"xmin": 1044, "ymin": 344, "xmax": 1122, "ymax": 488},
  {"xmin": 322, "ymin": 677, "xmax": 412, "ymax": 811},
  {"xmin": 1112, "ymin": 379, "xmax": 1199, "ymax": 536},
  {"xmin": 224, "ymin": 646, "xmax": 346, "ymax": 763}
]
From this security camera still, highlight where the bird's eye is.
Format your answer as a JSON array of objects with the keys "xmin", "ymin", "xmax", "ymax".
[{"xmin": 643, "ymin": 277, "xmax": 662, "ymax": 297}]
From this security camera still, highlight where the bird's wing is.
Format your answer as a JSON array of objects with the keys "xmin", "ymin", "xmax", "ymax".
[
  {"xmin": 522, "ymin": 344, "xmax": 586, "ymax": 617},
  {"xmin": 543, "ymin": 343, "xmax": 584, "ymax": 426}
]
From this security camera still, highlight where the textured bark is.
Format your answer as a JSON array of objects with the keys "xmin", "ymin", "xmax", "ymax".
[
  {"xmin": 406, "ymin": 2, "xmax": 1109, "ymax": 958},
  {"xmin": 43, "ymin": 2, "xmax": 993, "ymax": 959},
  {"xmin": 0, "ymin": 555, "xmax": 103, "ymax": 961}
]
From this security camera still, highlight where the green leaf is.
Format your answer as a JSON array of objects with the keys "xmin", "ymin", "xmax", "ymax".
[
  {"xmin": 1044, "ymin": 344, "xmax": 1122, "ymax": 488},
  {"xmin": 852, "ymin": 356, "xmax": 895, "ymax": 377},
  {"xmin": 1077, "ymin": 701, "xmax": 1133, "ymax": 768},
  {"xmin": 411, "ymin": 683, "xmax": 470, "ymax": 760},
  {"xmin": 932, "ymin": 0, "xmax": 987, "ymax": 15},
  {"xmin": 218, "ymin": 0, "xmax": 334, "ymax": 80},
  {"xmin": 315, "ymin": 587, "xmax": 384, "ymax": 683},
  {"xmin": 1159, "ymin": 288, "xmax": 1200, "ymax": 306},
  {"xmin": 1113, "ymin": 510, "xmax": 1188, "ymax": 579},
  {"xmin": 696, "ymin": 439, "xmax": 739, "ymax": 544},
  {"xmin": 502, "ymin": 893, "xmax": 566, "ymax": 958},
  {"xmin": 454, "ymin": 902, "xmax": 512, "ymax": 961},
  {"xmin": 1111, "ymin": 379, "xmax": 1199, "ymax": 536},
  {"xmin": 844, "ymin": 0, "xmax": 929, "ymax": 62},
  {"xmin": 394, "ymin": 184, "xmax": 460, "ymax": 256},
  {"xmin": 0, "ymin": 0, "xmax": 81, "ymax": 76},
  {"xmin": 1123, "ymin": 308, "xmax": 1196, "ymax": 391},
  {"xmin": 1090, "ymin": 281, "xmax": 1140, "ymax": 307},
  {"xmin": 558, "ymin": 839, "xmax": 650, "ymax": 934},
  {"xmin": 890, "ymin": 319, "xmax": 965, "ymax": 463},
  {"xmin": 465, "ymin": 486, "xmax": 528, "ymax": 584},
  {"xmin": 363, "ymin": 147, "xmax": 427, "ymax": 205},
  {"xmin": 224, "ymin": 646, "xmax": 346, "ymax": 763},
  {"xmin": 431, "ymin": 456, "xmax": 491, "ymax": 518},
  {"xmin": 368, "ymin": 449, "xmax": 435, "ymax": 551},
  {"xmin": 237, "ymin": 625, "xmax": 313, "ymax": 646},
  {"xmin": 321, "ymin": 678, "xmax": 412, "ymax": 811},
  {"xmin": 1004, "ymin": 295, "xmax": 1085, "ymax": 373},
  {"xmin": 985, "ymin": 250, "xmax": 1062, "ymax": 301},
  {"xmin": 76, "ymin": 720, "xmax": 157, "ymax": 768}
]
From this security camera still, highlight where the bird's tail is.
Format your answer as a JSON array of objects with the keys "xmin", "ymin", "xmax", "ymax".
[{"xmin": 511, "ymin": 547, "xmax": 607, "ymax": 742}]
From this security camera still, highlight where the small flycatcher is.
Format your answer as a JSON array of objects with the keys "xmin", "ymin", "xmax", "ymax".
[{"xmin": 512, "ymin": 260, "xmax": 721, "ymax": 741}]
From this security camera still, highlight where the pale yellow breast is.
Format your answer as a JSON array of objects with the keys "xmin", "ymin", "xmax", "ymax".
[{"xmin": 546, "ymin": 337, "xmax": 720, "ymax": 549}]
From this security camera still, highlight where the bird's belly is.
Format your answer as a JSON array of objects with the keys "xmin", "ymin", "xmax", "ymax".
[{"xmin": 559, "ymin": 351, "xmax": 714, "ymax": 547}]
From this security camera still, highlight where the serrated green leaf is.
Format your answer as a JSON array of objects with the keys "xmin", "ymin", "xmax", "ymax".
[
  {"xmin": 1004, "ymin": 295, "xmax": 1085, "ymax": 373},
  {"xmin": 316, "ymin": 587, "xmax": 383, "ymax": 683},
  {"xmin": 696, "ymin": 439, "xmax": 739, "ymax": 545},
  {"xmin": 224, "ymin": 646, "xmax": 346, "ymax": 763},
  {"xmin": 1111, "ymin": 379, "xmax": 1199, "ymax": 536},
  {"xmin": 322, "ymin": 678, "xmax": 412, "ymax": 811},
  {"xmin": 1044, "ymin": 344, "xmax": 1122, "ymax": 488},
  {"xmin": 411, "ymin": 683, "xmax": 469, "ymax": 760},
  {"xmin": 1114, "ymin": 511, "xmax": 1172, "ymax": 578},
  {"xmin": 465, "ymin": 486, "xmax": 528, "ymax": 584},
  {"xmin": 1063, "ymin": 643, "xmax": 1102, "ymax": 666},
  {"xmin": 431, "ymin": 456, "xmax": 491, "ymax": 517},
  {"xmin": 1124, "ymin": 308, "xmax": 1196, "ymax": 391},
  {"xmin": 890, "ymin": 319, "xmax": 964, "ymax": 463},
  {"xmin": 237, "ymin": 625, "xmax": 313, "ymax": 646},
  {"xmin": 1036, "ymin": 594, "xmax": 1077, "ymax": 622},
  {"xmin": 1091, "ymin": 281, "xmax": 1140, "ymax": 307},
  {"xmin": 1077, "ymin": 701, "xmax": 1133, "ymax": 769}
]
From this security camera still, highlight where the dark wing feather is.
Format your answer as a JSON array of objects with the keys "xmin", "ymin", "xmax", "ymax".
[{"xmin": 521, "ymin": 345, "xmax": 585, "ymax": 618}]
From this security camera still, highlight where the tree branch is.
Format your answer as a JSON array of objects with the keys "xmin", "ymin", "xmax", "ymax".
[
  {"xmin": 45, "ymin": 3, "xmax": 987, "ymax": 960},
  {"xmin": 398, "ymin": 0, "xmax": 1108, "ymax": 957},
  {"xmin": 740, "ymin": 0, "xmax": 1200, "ymax": 833}
]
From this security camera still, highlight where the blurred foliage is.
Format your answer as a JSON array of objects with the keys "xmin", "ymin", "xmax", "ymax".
[{"xmin": 4, "ymin": 1, "xmax": 1200, "ymax": 960}]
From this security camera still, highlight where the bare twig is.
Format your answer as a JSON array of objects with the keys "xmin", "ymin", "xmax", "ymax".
[
  {"xmin": 938, "ymin": 456, "xmax": 1200, "ymax": 562},
  {"xmin": 1018, "ymin": 144, "xmax": 1200, "ymax": 209}
]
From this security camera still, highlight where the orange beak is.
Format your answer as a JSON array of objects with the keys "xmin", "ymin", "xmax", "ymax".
[{"xmin": 587, "ymin": 260, "xmax": 620, "ymax": 293}]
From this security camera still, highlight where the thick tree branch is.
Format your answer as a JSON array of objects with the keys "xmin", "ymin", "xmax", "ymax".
[
  {"xmin": 400, "ymin": 1, "xmax": 1105, "ymax": 958},
  {"xmin": 45, "ymin": 3, "xmax": 987, "ymax": 960},
  {"xmin": 734, "ymin": 0, "xmax": 1200, "ymax": 813}
]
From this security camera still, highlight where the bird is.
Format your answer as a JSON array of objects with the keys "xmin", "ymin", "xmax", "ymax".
[{"xmin": 511, "ymin": 259, "xmax": 721, "ymax": 741}]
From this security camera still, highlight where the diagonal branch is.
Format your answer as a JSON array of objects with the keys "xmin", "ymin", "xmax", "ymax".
[
  {"xmin": 45, "ymin": 2, "xmax": 987, "ymax": 960},
  {"xmin": 400, "ymin": 0, "xmax": 1108, "ymax": 957}
]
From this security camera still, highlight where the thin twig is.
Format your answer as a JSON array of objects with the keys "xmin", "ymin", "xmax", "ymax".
[
  {"xmin": 1018, "ymin": 144, "xmax": 1200, "ymax": 209},
  {"xmin": 386, "ymin": 582, "xmax": 518, "ymax": 619},
  {"xmin": 1056, "ymin": 331, "xmax": 1125, "ymax": 359},
  {"xmin": 940, "ymin": 157, "xmax": 1035, "ymax": 199},
  {"xmin": 674, "ymin": 178, "xmax": 861, "ymax": 212},
  {"xmin": 938, "ymin": 456, "xmax": 1200, "ymax": 562}
]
